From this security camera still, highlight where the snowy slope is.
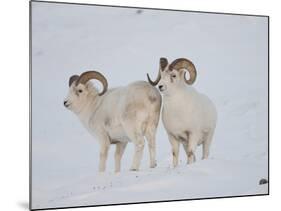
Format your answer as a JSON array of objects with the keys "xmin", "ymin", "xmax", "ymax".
[{"xmin": 31, "ymin": 2, "xmax": 268, "ymax": 209}]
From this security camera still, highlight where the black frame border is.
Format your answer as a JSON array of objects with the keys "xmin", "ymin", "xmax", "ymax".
[{"xmin": 29, "ymin": 0, "xmax": 270, "ymax": 210}]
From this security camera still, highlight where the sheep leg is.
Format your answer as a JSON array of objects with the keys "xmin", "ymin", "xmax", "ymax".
[
  {"xmin": 99, "ymin": 143, "xmax": 110, "ymax": 172},
  {"xmin": 186, "ymin": 133, "xmax": 199, "ymax": 164},
  {"xmin": 145, "ymin": 129, "xmax": 157, "ymax": 168},
  {"xmin": 202, "ymin": 130, "xmax": 214, "ymax": 160},
  {"xmin": 168, "ymin": 134, "xmax": 180, "ymax": 167},
  {"xmin": 97, "ymin": 134, "xmax": 111, "ymax": 172},
  {"xmin": 130, "ymin": 137, "xmax": 145, "ymax": 171},
  {"xmin": 182, "ymin": 141, "xmax": 190, "ymax": 164},
  {"xmin": 129, "ymin": 133, "xmax": 145, "ymax": 171},
  {"xmin": 114, "ymin": 142, "xmax": 128, "ymax": 173}
]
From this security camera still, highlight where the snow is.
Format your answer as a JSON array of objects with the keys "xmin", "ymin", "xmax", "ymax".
[{"xmin": 31, "ymin": 2, "xmax": 268, "ymax": 210}]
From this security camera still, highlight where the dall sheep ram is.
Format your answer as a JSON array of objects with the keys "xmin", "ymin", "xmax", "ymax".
[
  {"xmin": 64, "ymin": 71, "xmax": 161, "ymax": 172},
  {"xmin": 147, "ymin": 58, "xmax": 217, "ymax": 167}
]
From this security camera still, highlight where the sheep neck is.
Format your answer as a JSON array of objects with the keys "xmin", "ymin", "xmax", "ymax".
[
  {"xmin": 163, "ymin": 85, "xmax": 195, "ymax": 106},
  {"xmin": 77, "ymin": 92, "xmax": 103, "ymax": 130}
]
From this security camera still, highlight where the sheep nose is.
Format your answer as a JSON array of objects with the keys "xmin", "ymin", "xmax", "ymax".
[
  {"xmin": 64, "ymin": 101, "xmax": 68, "ymax": 106},
  {"xmin": 158, "ymin": 85, "xmax": 163, "ymax": 90}
]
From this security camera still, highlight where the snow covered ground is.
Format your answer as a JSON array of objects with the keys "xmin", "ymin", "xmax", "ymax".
[{"xmin": 31, "ymin": 2, "xmax": 268, "ymax": 210}]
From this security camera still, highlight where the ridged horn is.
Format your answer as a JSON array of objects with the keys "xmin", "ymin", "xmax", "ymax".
[
  {"xmin": 147, "ymin": 57, "xmax": 168, "ymax": 86},
  {"xmin": 76, "ymin": 71, "xmax": 108, "ymax": 96},
  {"xmin": 69, "ymin": 75, "xmax": 79, "ymax": 87},
  {"xmin": 169, "ymin": 58, "xmax": 197, "ymax": 85}
]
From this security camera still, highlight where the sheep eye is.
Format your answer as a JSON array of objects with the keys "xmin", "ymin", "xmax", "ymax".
[
  {"xmin": 78, "ymin": 89, "xmax": 83, "ymax": 93},
  {"xmin": 172, "ymin": 74, "xmax": 176, "ymax": 78}
]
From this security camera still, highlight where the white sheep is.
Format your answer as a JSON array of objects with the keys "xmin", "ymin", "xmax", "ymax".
[
  {"xmin": 147, "ymin": 58, "xmax": 217, "ymax": 167},
  {"xmin": 64, "ymin": 71, "xmax": 161, "ymax": 172}
]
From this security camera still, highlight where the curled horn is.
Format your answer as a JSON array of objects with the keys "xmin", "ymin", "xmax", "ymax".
[
  {"xmin": 147, "ymin": 57, "xmax": 168, "ymax": 86},
  {"xmin": 76, "ymin": 71, "xmax": 108, "ymax": 96},
  {"xmin": 69, "ymin": 75, "xmax": 79, "ymax": 87},
  {"xmin": 169, "ymin": 58, "xmax": 197, "ymax": 85}
]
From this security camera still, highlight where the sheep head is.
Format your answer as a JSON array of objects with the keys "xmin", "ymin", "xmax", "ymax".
[
  {"xmin": 147, "ymin": 57, "xmax": 197, "ymax": 92},
  {"xmin": 64, "ymin": 71, "xmax": 108, "ymax": 113}
]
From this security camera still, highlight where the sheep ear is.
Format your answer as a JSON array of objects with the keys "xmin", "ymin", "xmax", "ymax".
[
  {"xmin": 179, "ymin": 69, "xmax": 185, "ymax": 77},
  {"xmin": 85, "ymin": 81, "xmax": 92, "ymax": 89},
  {"xmin": 159, "ymin": 57, "xmax": 168, "ymax": 71}
]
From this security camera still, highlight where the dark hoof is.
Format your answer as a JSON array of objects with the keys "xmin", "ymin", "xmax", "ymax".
[
  {"xmin": 150, "ymin": 163, "xmax": 157, "ymax": 168},
  {"xmin": 259, "ymin": 178, "xmax": 268, "ymax": 185}
]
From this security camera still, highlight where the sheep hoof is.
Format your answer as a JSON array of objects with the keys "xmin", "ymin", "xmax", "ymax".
[
  {"xmin": 130, "ymin": 168, "xmax": 139, "ymax": 171},
  {"xmin": 259, "ymin": 178, "xmax": 268, "ymax": 185},
  {"xmin": 150, "ymin": 163, "xmax": 157, "ymax": 168}
]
